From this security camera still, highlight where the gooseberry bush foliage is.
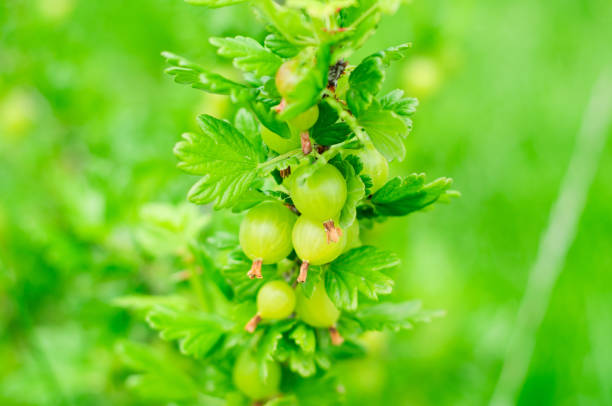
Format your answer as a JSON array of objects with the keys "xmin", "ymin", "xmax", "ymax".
[{"xmin": 116, "ymin": 0, "xmax": 456, "ymax": 404}]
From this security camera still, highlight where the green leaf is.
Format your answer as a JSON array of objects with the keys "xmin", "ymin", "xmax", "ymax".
[
  {"xmin": 359, "ymin": 102, "xmax": 408, "ymax": 161},
  {"xmin": 162, "ymin": 52, "xmax": 246, "ymax": 95},
  {"xmin": 355, "ymin": 300, "xmax": 445, "ymax": 331},
  {"xmin": 254, "ymin": 0, "xmax": 316, "ymax": 46},
  {"xmin": 146, "ymin": 306, "xmax": 233, "ymax": 359},
  {"xmin": 264, "ymin": 31, "xmax": 300, "ymax": 58},
  {"xmin": 210, "ymin": 36, "xmax": 282, "ymax": 77},
  {"xmin": 257, "ymin": 320, "xmax": 296, "ymax": 381},
  {"xmin": 174, "ymin": 114, "xmax": 263, "ymax": 209},
  {"xmin": 234, "ymin": 108, "xmax": 259, "ymax": 144},
  {"xmin": 310, "ymin": 100, "xmax": 352, "ymax": 145},
  {"xmin": 346, "ymin": 44, "xmax": 411, "ymax": 116},
  {"xmin": 336, "ymin": 0, "xmax": 382, "ymax": 59},
  {"xmin": 379, "ymin": 89, "xmax": 418, "ymax": 120},
  {"xmin": 289, "ymin": 349, "xmax": 317, "ymax": 377},
  {"xmin": 221, "ymin": 249, "xmax": 277, "ymax": 301},
  {"xmin": 371, "ymin": 175, "xmax": 454, "ymax": 216},
  {"xmin": 116, "ymin": 340, "xmax": 199, "ymax": 401},
  {"xmin": 292, "ymin": 375, "xmax": 344, "ymax": 406},
  {"xmin": 230, "ymin": 189, "xmax": 271, "ymax": 213},
  {"xmin": 325, "ymin": 246, "xmax": 398, "ymax": 310},
  {"xmin": 290, "ymin": 324, "xmax": 316, "ymax": 353},
  {"xmin": 135, "ymin": 202, "xmax": 209, "ymax": 257},
  {"xmin": 346, "ymin": 57, "xmax": 384, "ymax": 116},
  {"xmin": 185, "ymin": 0, "xmax": 247, "ymax": 6},
  {"xmin": 330, "ymin": 157, "xmax": 365, "ymax": 229}
]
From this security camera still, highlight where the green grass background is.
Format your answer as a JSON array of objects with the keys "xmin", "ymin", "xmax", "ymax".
[{"xmin": 1, "ymin": 0, "xmax": 611, "ymax": 404}]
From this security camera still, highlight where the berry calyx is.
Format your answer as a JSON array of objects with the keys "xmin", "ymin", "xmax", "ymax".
[
  {"xmin": 239, "ymin": 202, "xmax": 297, "ymax": 279},
  {"xmin": 233, "ymin": 350, "xmax": 281, "ymax": 400},
  {"xmin": 354, "ymin": 143, "xmax": 389, "ymax": 193},
  {"xmin": 289, "ymin": 164, "xmax": 347, "ymax": 242},
  {"xmin": 295, "ymin": 280, "xmax": 341, "ymax": 329},
  {"xmin": 323, "ymin": 219, "xmax": 343, "ymax": 244},
  {"xmin": 245, "ymin": 280, "xmax": 296, "ymax": 333}
]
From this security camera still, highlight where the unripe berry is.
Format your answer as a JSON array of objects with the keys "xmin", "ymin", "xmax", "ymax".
[
  {"xmin": 261, "ymin": 126, "xmax": 300, "ymax": 154},
  {"xmin": 354, "ymin": 144, "xmax": 389, "ymax": 193},
  {"xmin": 232, "ymin": 350, "xmax": 280, "ymax": 400},
  {"xmin": 239, "ymin": 201, "xmax": 296, "ymax": 279},
  {"xmin": 295, "ymin": 281, "xmax": 344, "ymax": 345},
  {"xmin": 290, "ymin": 164, "xmax": 347, "ymax": 222},
  {"xmin": 245, "ymin": 280, "xmax": 296, "ymax": 333},
  {"xmin": 288, "ymin": 105, "xmax": 319, "ymax": 132},
  {"xmin": 292, "ymin": 215, "xmax": 346, "ymax": 283},
  {"xmin": 275, "ymin": 59, "xmax": 301, "ymax": 100},
  {"xmin": 296, "ymin": 281, "xmax": 340, "ymax": 327}
]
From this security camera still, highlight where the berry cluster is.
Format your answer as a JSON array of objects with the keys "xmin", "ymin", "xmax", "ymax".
[{"xmin": 116, "ymin": 1, "xmax": 456, "ymax": 404}]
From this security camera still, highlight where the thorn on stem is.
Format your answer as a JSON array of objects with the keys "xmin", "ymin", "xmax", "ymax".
[
  {"xmin": 247, "ymin": 259, "xmax": 263, "ymax": 279},
  {"xmin": 300, "ymin": 131, "xmax": 312, "ymax": 155},
  {"xmin": 323, "ymin": 220, "xmax": 342, "ymax": 243},
  {"xmin": 297, "ymin": 261, "xmax": 309, "ymax": 283},
  {"xmin": 329, "ymin": 326, "xmax": 344, "ymax": 346},
  {"xmin": 245, "ymin": 314, "xmax": 262, "ymax": 333}
]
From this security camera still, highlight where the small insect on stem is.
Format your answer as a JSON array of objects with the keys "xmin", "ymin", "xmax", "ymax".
[
  {"xmin": 329, "ymin": 326, "xmax": 344, "ymax": 346},
  {"xmin": 297, "ymin": 260, "xmax": 309, "ymax": 283},
  {"xmin": 327, "ymin": 58, "xmax": 347, "ymax": 91},
  {"xmin": 323, "ymin": 220, "xmax": 342, "ymax": 243},
  {"xmin": 244, "ymin": 314, "xmax": 262, "ymax": 333},
  {"xmin": 247, "ymin": 258, "xmax": 263, "ymax": 279}
]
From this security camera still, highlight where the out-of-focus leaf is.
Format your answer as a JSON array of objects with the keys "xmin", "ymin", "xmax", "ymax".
[
  {"xmin": 116, "ymin": 340, "xmax": 199, "ymax": 400},
  {"xmin": 355, "ymin": 300, "xmax": 445, "ymax": 331},
  {"xmin": 185, "ymin": 0, "xmax": 247, "ymax": 6},
  {"xmin": 146, "ymin": 306, "xmax": 234, "ymax": 359},
  {"xmin": 210, "ymin": 36, "xmax": 282, "ymax": 77},
  {"xmin": 162, "ymin": 52, "xmax": 246, "ymax": 95}
]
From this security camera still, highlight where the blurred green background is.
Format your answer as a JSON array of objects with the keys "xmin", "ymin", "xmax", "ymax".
[{"xmin": 1, "ymin": 0, "xmax": 611, "ymax": 405}]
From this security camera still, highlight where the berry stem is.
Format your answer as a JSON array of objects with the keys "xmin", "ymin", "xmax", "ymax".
[
  {"xmin": 300, "ymin": 131, "xmax": 312, "ymax": 155},
  {"xmin": 323, "ymin": 220, "xmax": 342, "ymax": 243},
  {"xmin": 297, "ymin": 261, "xmax": 309, "ymax": 283},
  {"xmin": 329, "ymin": 326, "xmax": 344, "ymax": 346},
  {"xmin": 244, "ymin": 314, "xmax": 262, "ymax": 333},
  {"xmin": 274, "ymin": 98, "xmax": 287, "ymax": 113},
  {"xmin": 247, "ymin": 258, "xmax": 264, "ymax": 279}
]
